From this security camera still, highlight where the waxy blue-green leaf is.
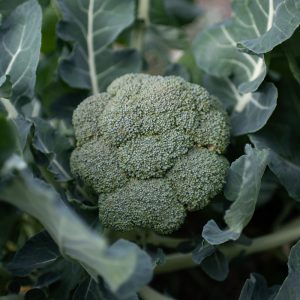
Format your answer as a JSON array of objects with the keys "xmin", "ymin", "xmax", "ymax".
[
  {"xmin": 73, "ymin": 277, "xmax": 113, "ymax": 300},
  {"xmin": 239, "ymin": 273, "xmax": 280, "ymax": 300},
  {"xmin": 0, "ymin": 173, "xmax": 153, "ymax": 295},
  {"xmin": 193, "ymin": 0, "xmax": 279, "ymax": 136},
  {"xmin": 57, "ymin": 0, "xmax": 141, "ymax": 94},
  {"xmin": 273, "ymin": 240, "xmax": 300, "ymax": 299},
  {"xmin": 0, "ymin": 0, "xmax": 26, "ymax": 19},
  {"xmin": 274, "ymin": 271, "xmax": 300, "ymax": 300},
  {"xmin": 192, "ymin": 0, "xmax": 267, "ymax": 94},
  {"xmin": 238, "ymin": 0, "xmax": 300, "ymax": 54},
  {"xmin": 202, "ymin": 220, "xmax": 240, "ymax": 245},
  {"xmin": 224, "ymin": 145, "xmax": 269, "ymax": 234},
  {"xmin": 0, "ymin": 0, "xmax": 42, "ymax": 101},
  {"xmin": 250, "ymin": 127, "xmax": 300, "ymax": 201},
  {"xmin": 288, "ymin": 239, "xmax": 300, "ymax": 273},
  {"xmin": 200, "ymin": 250, "xmax": 229, "ymax": 282},
  {"xmin": 192, "ymin": 241, "xmax": 215, "ymax": 264},
  {"xmin": 204, "ymin": 77, "xmax": 277, "ymax": 136},
  {"xmin": 7, "ymin": 231, "xmax": 60, "ymax": 276},
  {"xmin": 202, "ymin": 145, "xmax": 270, "ymax": 245},
  {"xmin": 230, "ymin": 83, "xmax": 277, "ymax": 136}
]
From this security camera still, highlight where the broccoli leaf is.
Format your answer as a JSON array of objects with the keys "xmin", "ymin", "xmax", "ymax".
[
  {"xmin": 57, "ymin": 0, "xmax": 141, "ymax": 94},
  {"xmin": 288, "ymin": 239, "xmax": 300, "ymax": 273},
  {"xmin": 224, "ymin": 145, "xmax": 269, "ymax": 234},
  {"xmin": 7, "ymin": 231, "xmax": 60, "ymax": 276},
  {"xmin": 229, "ymin": 83, "xmax": 277, "ymax": 136},
  {"xmin": 200, "ymin": 250, "xmax": 229, "ymax": 282},
  {"xmin": 238, "ymin": 0, "xmax": 300, "ymax": 54},
  {"xmin": 274, "ymin": 240, "xmax": 300, "ymax": 299},
  {"xmin": 0, "ymin": 0, "xmax": 42, "ymax": 102},
  {"xmin": 192, "ymin": 2, "xmax": 266, "ymax": 94},
  {"xmin": 73, "ymin": 277, "xmax": 117, "ymax": 300},
  {"xmin": 202, "ymin": 220, "xmax": 240, "ymax": 245},
  {"xmin": 192, "ymin": 0, "xmax": 280, "ymax": 136},
  {"xmin": 0, "ymin": 172, "xmax": 153, "ymax": 296},
  {"xmin": 202, "ymin": 145, "xmax": 269, "ymax": 244},
  {"xmin": 239, "ymin": 273, "xmax": 280, "ymax": 300}
]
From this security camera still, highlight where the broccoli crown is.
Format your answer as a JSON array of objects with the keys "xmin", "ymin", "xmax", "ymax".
[{"xmin": 70, "ymin": 74, "xmax": 230, "ymax": 234}]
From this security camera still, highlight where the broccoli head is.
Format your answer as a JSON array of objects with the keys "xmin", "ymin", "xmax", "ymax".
[{"xmin": 70, "ymin": 74, "xmax": 230, "ymax": 234}]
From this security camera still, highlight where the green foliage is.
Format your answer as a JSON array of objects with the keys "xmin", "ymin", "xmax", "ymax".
[
  {"xmin": 1, "ymin": 0, "xmax": 300, "ymax": 299},
  {"xmin": 0, "ymin": 0, "xmax": 41, "ymax": 102},
  {"xmin": 70, "ymin": 73, "xmax": 230, "ymax": 234},
  {"xmin": 57, "ymin": 0, "xmax": 141, "ymax": 93}
]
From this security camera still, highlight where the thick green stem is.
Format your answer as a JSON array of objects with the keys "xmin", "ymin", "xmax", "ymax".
[
  {"xmin": 155, "ymin": 217, "xmax": 300, "ymax": 274},
  {"xmin": 139, "ymin": 286, "xmax": 175, "ymax": 300},
  {"xmin": 146, "ymin": 232, "xmax": 187, "ymax": 248},
  {"xmin": 131, "ymin": 0, "xmax": 150, "ymax": 52}
]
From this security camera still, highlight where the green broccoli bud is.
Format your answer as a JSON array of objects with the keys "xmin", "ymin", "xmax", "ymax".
[
  {"xmin": 167, "ymin": 148, "xmax": 229, "ymax": 211},
  {"xmin": 98, "ymin": 179, "xmax": 186, "ymax": 234},
  {"xmin": 70, "ymin": 73, "xmax": 230, "ymax": 234},
  {"xmin": 70, "ymin": 139, "xmax": 128, "ymax": 194}
]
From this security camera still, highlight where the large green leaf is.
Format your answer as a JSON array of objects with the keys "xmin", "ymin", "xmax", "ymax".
[
  {"xmin": 0, "ymin": 0, "xmax": 42, "ymax": 101},
  {"xmin": 192, "ymin": 0, "xmax": 279, "ymax": 136},
  {"xmin": 192, "ymin": 2, "xmax": 266, "ymax": 94},
  {"xmin": 57, "ymin": 0, "xmax": 141, "ymax": 94},
  {"xmin": 0, "ymin": 172, "xmax": 153, "ymax": 295},
  {"xmin": 238, "ymin": 0, "xmax": 300, "ymax": 54},
  {"xmin": 0, "ymin": 0, "xmax": 26, "ymax": 19},
  {"xmin": 202, "ymin": 145, "xmax": 269, "ymax": 245},
  {"xmin": 205, "ymin": 79, "xmax": 277, "ymax": 136},
  {"xmin": 224, "ymin": 145, "xmax": 269, "ymax": 234}
]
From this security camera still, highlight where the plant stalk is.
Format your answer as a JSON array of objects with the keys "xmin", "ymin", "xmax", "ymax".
[
  {"xmin": 139, "ymin": 286, "xmax": 176, "ymax": 300},
  {"xmin": 131, "ymin": 0, "xmax": 150, "ymax": 52},
  {"xmin": 155, "ymin": 217, "xmax": 300, "ymax": 274}
]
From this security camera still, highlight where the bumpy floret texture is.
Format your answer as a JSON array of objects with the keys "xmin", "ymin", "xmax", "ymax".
[{"xmin": 70, "ymin": 74, "xmax": 230, "ymax": 234}]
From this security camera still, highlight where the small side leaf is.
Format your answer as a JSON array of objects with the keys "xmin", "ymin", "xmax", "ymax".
[
  {"xmin": 7, "ymin": 231, "xmax": 60, "ymax": 276},
  {"xmin": 192, "ymin": 241, "xmax": 215, "ymax": 264},
  {"xmin": 200, "ymin": 250, "xmax": 229, "ymax": 282},
  {"xmin": 202, "ymin": 220, "xmax": 240, "ymax": 245},
  {"xmin": 239, "ymin": 273, "xmax": 280, "ymax": 300}
]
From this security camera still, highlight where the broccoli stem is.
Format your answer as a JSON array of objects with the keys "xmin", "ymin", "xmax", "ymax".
[
  {"xmin": 146, "ymin": 232, "xmax": 188, "ymax": 248},
  {"xmin": 131, "ymin": 0, "xmax": 150, "ymax": 52},
  {"xmin": 155, "ymin": 217, "xmax": 300, "ymax": 274},
  {"xmin": 139, "ymin": 286, "xmax": 175, "ymax": 300}
]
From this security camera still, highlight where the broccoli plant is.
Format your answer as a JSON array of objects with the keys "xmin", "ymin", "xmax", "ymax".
[
  {"xmin": 71, "ymin": 74, "xmax": 229, "ymax": 234},
  {"xmin": 1, "ymin": 1, "xmax": 300, "ymax": 300}
]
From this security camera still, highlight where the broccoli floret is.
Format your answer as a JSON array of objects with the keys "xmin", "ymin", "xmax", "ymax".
[
  {"xmin": 98, "ymin": 179, "xmax": 186, "ymax": 234},
  {"xmin": 70, "ymin": 73, "xmax": 230, "ymax": 234}
]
